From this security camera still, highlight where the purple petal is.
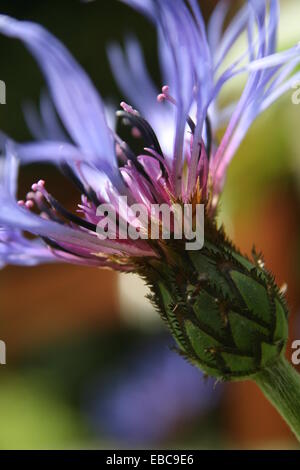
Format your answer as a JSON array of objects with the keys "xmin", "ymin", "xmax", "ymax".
[
  {"xmin": 120, "ymin": 0, "xmax": 155, "ymax": 20},
  {"xmin": 0, "ymin": 15, "xmax": 116, "ymax": 166},
  {"xmin": 14, "ymin": 140, "xmax": 85, "ymax": 163},
  {"xmin": 23, "ymin": 92, "xmax": 68, "ymax": 141},
  {"xmin": 208, "ymin": 0, "xmax": 230, "ymax": 56},
  {"xmin": 108, "ymin": 36, "xmax": 176, "ymax": 158},
  {"xmin": 0, "ymin": 231, "xmax": 56, "ymax": 267},
  {"xmin": 108, "ymin": 37, "xmax": 158, "ymax": 112}
]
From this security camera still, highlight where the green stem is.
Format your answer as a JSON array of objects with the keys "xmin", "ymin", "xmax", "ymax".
[{"xmin": 254, "ymin": 356, "xmax": 300, "ymax": 442}]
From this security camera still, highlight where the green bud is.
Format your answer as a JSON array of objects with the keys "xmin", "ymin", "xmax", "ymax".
[{"xmin": 141, "ymin": 222, "xmax": 289, "ymax": 381}]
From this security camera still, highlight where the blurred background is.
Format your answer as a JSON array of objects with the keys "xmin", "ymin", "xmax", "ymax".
[{"xmin": 0, "ymin": 0, "xmax": 300, "ymax": 449}]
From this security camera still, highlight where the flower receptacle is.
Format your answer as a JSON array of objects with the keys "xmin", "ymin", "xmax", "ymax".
[{"xmin": 143, "ymin": 223, "xmax": 289, "ymax": 382}]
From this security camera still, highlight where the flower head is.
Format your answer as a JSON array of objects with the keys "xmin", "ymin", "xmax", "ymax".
[{"xmin": 0, "ymin": 0, "xmax": 299, "ymax": 270}]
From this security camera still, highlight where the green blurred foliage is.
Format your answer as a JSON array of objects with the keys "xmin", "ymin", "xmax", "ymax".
[{"xmin": 0, "ymin": 374, "xmax": 84, "ymax": 449}]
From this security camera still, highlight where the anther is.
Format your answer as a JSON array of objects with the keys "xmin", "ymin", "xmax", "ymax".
[
  {"xmin": 120, "ymin": 101, "xmax": 139, "ymax": 116},
  {"xmin": 157, "ymin": 85, "xmax": 176, "ymax": 105},
  {"xmin": 157, "ymin": 93, "xmax": 166, "ymax": 103},
  {"xmin": 31, "ymin": 180, "xmax": 45, "ymax": 192},
  {"xmin": 25, "ymin": 200, "xmax": 34, "ymax": 209}
]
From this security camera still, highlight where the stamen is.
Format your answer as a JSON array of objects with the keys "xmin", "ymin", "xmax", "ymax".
[
  {"xmin": 114, "ymin": 133, "xmax": 137, "ymax": 163},
  {"xmin": 143, "ymin": 147, "xmax": 169, "ymax": 179},
  {"xmin": 31, "ymin": 180, "xmax": 49, "ymax": 200},
  {"xmin": 25, "ymin": 200, "xmax": 34, "ymax": 209},
  {"xmin": 205, "ymin": 116, "xmax": 212, "ymax": 159},
  {"xmin": 120, "ymin": 101, "xmax": 139, "ymax": 116},
  {"xmin": 60, "ymin": 162, "xmax": 100, "ymax": 207},
  {"xmin": 157, "ymin": 94, "xmax": 166, "ymax": 103},
  {"xmin": 157, "ymin": 85, "xmax": 195, "ymax": 133},
  {"xmin": 18, "ymin": 198, "xmax": 34, "ymax": 210},
  {"xmin": 117, "ymin": 109, "xmax": 164, "ymax": 157},
  {"xmin": 157, "ymin": 85, "xmax": 176, "ymax": 105},
  {"xmin": 31, "ymin": 180, "xmax": 45, "ymax": 192},
  {"xmin": 60, "ymin": 163, "xmax": 85, "ymax": 195},
  {"xmin": 31, "ymin": 179, "xmax": 97, "ymax": 232}
]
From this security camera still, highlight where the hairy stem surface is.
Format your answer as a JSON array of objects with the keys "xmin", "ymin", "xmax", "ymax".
[{"xmin": 254, "ymin": 356, "xmax": 300, "ymax": 442}]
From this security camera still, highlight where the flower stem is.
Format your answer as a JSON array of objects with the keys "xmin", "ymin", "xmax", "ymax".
[{"xmin": 254, "ymin": 356, "xmax": 300, "ymax": 441}]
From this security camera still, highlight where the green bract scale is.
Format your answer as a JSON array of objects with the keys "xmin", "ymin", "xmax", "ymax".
[{"xmin": 139, "ymin": 221, "xmax": 289, "ymax": 381}]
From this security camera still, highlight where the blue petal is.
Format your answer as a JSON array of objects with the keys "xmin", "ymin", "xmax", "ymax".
[
  {"xmin": 23, "ymin": 92, "xmax": 68, "ymax": 141},
  {"xmin": 107, "ymin": 36, "xmax": 175, "ymax": 158},
  {"xmin": 0, "ymin": 230, "xmax": 56, "ymax": 267},
  {"xmin": 0, "ymin": 143, "xmax": 19, "ymax": 198},
  {"xmin": 14, "ymin": 140, "xmax": 86, "ymax": 163},
  {"xmin": 120, "ymin": 0, "xmax": 155, "ymax": 20},
  {"xmin": 108, "ymin": 36, "xmax": 158, "ymax": 114},
  {"xmin": 207, "ymin": 0, "xmax": 230, "ymax": 57},
  {"xmin": 0, "ymin": 148, "xmax": 56, "ymax": 267},
  {"xmin": 0, "ymin": 15, "xmax": 116, "ymax": 167}
]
